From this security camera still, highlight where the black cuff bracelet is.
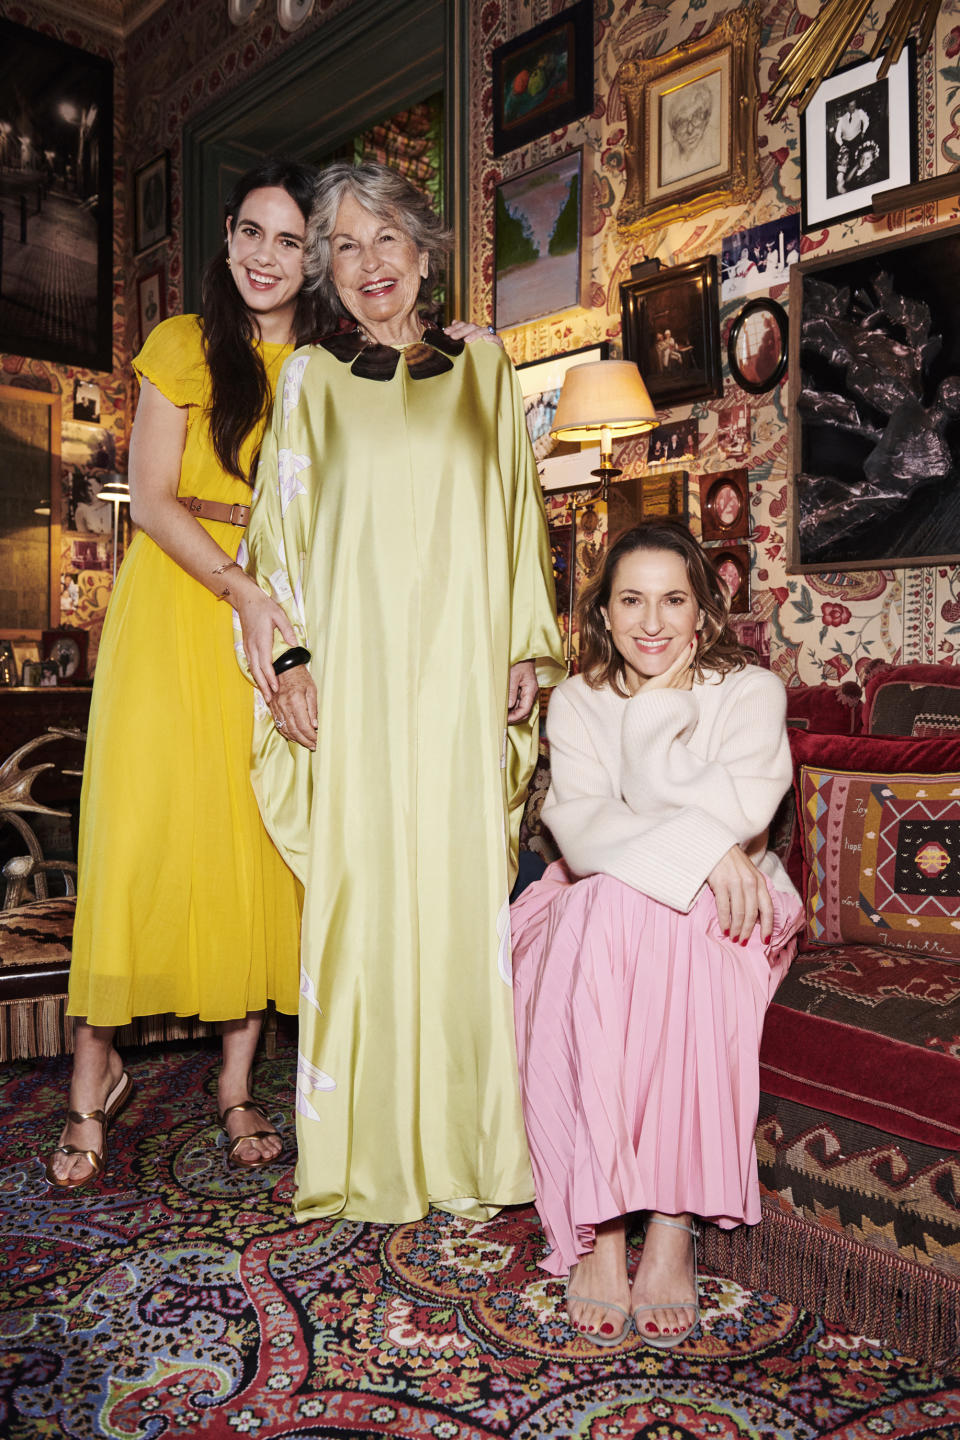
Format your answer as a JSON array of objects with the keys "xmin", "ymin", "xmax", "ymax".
[{"xmin": 273, "ymin": 646, "xmax": 312, "ymax": 675}]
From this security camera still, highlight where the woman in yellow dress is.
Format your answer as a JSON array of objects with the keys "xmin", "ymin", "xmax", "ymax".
[
  {"xmin": 44, "ymin": 160, "xmax": 321, "ymax": 1186},
  {"xmin": 240, "ymin": 162, "xmax": 564, "ymax": 1224}
]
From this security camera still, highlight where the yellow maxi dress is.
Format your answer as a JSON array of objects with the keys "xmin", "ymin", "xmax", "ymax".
[
  {"xmin": 242, "ymin": 330, "xmax": 564, "ymax": 1222},
  {"xmin": 68, "ymin": 314, "xmax": 301, "ymax": 1025}
]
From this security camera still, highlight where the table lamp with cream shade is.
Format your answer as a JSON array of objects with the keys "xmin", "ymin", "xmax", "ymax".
[
  {"xmin": 549, "ymin": 359, "xmax": 658, "ymax": 668},
  {"xmin": 550, "ymin": 359, "xmax": 658, "ymax": 501}
]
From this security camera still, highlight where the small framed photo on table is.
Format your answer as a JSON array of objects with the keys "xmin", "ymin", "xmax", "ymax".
[
  {"xmin": 800, "ymin": 44, "xmax": 916, "ymax": 230},
  {"xmin": 134, "ymin": 151, "xmax": 171, "ymax": 255}
]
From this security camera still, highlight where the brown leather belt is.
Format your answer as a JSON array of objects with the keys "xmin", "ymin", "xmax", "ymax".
[{"xmin": 178, "ymin": 495, "xmax": 251, "ymax": 527}]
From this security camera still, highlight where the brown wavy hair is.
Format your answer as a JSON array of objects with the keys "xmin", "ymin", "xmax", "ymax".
[{"xmin": 578, "ymin": 520, "xmax": 755, "ymax": 696}]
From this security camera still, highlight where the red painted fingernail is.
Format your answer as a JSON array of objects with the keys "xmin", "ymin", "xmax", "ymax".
[
  {"xmin": 723, "ymin": 928, "xmax": 729, "ymax": 937},
  {"xmin": 600, "ymin": 1322, "xmax": 614, "ymax": 1335},
  {"xmin": 763, "ymin": 934, "xmax": 772, "ymax": 944}
]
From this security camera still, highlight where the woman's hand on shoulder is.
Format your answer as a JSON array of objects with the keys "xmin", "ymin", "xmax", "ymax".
[
  {"xmin": 635, "ymin": 638, "xmax": 696, "ymax": 692},
  {"xmin": 707, "ymin": 845, "xmax": 774, "ymax": 946},
  {"xmin": 445, "ymin": 318, "xmax": 504, "ymax": 350},
  {"xmin": 233, "ymin": 581, "xmax": 298, "ymax": 702},
  {"xmin": 269, "ymin": 666, "xmax": 318, "ymax": 751}
]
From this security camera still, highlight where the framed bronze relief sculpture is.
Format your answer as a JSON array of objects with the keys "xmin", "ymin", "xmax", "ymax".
[
  {"xmin": 790, "ymin": 222, "xmax": 960, "ymax": 571},
  {"xmin": 617, "ymin": 3, "xmax": 761, "ymax": 237}
]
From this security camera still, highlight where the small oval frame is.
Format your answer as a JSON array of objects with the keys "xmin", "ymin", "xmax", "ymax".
[{"xmin": 727, "ymin": 297, "xmax": 788, "ymax": 395}]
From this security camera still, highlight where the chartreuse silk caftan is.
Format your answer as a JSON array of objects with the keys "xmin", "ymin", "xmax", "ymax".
[
  {"xmin": 241, "ymin": 332, "xmax": 564, "ymax": 1223},
  {"xmin": 68, "ymin": 315, "xmax": 301, "ymax": 1026}
]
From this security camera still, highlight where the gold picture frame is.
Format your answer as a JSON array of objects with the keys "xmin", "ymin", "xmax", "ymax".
[{"xmin": 617, "ymin": 3, "xmax": 761, "ymax": 237}]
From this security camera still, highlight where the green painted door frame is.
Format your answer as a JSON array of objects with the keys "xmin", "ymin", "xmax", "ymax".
[{"xmin": 181, "ymin": 0, "xmax": 469, "ymax": 316}]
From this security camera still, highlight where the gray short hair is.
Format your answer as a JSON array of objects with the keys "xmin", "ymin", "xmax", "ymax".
[{"xmin": 305, "ymin": 161, "xmax": 453, "ymax": 320}]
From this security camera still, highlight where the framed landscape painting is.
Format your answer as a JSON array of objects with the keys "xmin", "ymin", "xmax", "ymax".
[{"xmin": 495, "ymin": 150, "xmax": 582, "ymax": 331}]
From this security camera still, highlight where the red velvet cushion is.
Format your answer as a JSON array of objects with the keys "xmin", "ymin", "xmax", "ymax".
[
  {"xmin": 785, "ymin": 681, "xmax": 863, "ymax": 735},
  {"xmin": 784, "ymin": 731, "xmax": 960, "ymax": 892},
  {"xmin": 863, "ymin": 662, "xmax": 960, "ymax": 735}
]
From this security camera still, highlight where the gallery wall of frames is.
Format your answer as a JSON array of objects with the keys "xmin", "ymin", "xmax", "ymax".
[
  {"xmin": 474, "ymin": 0, "xmax": 960, "ymax": 686},
  {"xmin": 4, "ymin": 0, "xmax": 960, "ymax": 686}
]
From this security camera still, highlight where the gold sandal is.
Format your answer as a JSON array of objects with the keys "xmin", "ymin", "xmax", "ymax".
[
  {"xmin": 218, "ymin": 1100, "xmax": 282, "ymax": 1170},
  {"xmin": 44, "ymin": 1070, "xmax": 135, "ymax": 1190}
]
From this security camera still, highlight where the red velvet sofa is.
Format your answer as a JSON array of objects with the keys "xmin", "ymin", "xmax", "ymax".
[{"xmin": 522, "ymin": 662, "xmax": 960, "ymax": 1363}]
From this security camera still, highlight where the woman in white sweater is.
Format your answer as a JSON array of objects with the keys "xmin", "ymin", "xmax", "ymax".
[{"xmin": 510, "ymin": 520, "xmax": 802, "ymax": 1351}]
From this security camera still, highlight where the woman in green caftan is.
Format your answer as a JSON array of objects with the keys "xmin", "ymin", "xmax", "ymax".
[{"xmin": 238, "ymin": 162, "xmax": 564, "ymax": 1224}]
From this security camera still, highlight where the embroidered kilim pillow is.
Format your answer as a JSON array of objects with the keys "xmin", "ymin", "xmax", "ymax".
[{"xmin": 798, "ymin": 764, "xmax": 960, "ymax": 960}]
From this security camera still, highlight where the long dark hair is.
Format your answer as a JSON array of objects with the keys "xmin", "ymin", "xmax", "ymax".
[
  {"xmin": 578, "ymin": 520, "xmax": 754, "ymax": 695},
  {"xmin": 200, "ymin": 158, "xmax": 328, "ymax": 482}
]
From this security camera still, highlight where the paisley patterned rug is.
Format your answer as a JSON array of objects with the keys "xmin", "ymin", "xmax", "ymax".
[{"xmin": 2, "ymin": 1039, "xmax": 958, "ymax": 1439}]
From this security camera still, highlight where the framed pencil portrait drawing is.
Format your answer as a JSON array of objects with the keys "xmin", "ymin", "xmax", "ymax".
[
  {"xmin": 491, "ymin": 0, "xmax": 594, "ymax": 157},
  {"xmin": 800, "ymin": 45, "xmax": 916, "ymax": 231},
  {"xmin": 617, "ymin": 2, "xmax": 761, "ymax": 236},
  {"xmin": 620, "ymin": 256, "xmax": 722, "ymax": 409}
]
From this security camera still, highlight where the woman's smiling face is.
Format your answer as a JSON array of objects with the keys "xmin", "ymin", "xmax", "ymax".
[
  {"xmin": 225, "ymin": 186, "xmax": 307, "ymax": 339},
  {"xmin": 329, "ymin": 193, "xmax": 427, "ymax": 343},
  {"xmin": 601, "ymin": 547, "xmax": 702, "ymax": 692}
]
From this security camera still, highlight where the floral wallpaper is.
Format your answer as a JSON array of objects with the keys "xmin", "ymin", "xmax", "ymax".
[
  {"xmin": 5, "ymin": 0, "xmax": 960, "ymax": 685},
  {"xmin": 469, "ymin": 0, "xmax": 960, "ymax": 686}
]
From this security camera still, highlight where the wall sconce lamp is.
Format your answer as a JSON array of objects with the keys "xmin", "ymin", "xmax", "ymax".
[
  {"xmin": 549, "ymin": 360, "xmax": 658, "ymax": 670},
  {"xmin": 550, "ymin": 359, "xmax": 657, "ymax": 503},
  {"xmin": 96, "ymin": 473, "xmax": 131, "ymax": 583}
]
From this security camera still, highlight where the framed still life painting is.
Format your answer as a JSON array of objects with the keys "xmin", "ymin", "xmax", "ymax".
[{"xmin": 491, "ymin": 0, "xmax": 594, "ymax": 157}]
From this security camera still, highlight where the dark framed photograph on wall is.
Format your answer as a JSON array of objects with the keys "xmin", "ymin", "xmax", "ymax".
[
  {"xmin": 137, "ymin": 267, "xmax": 166, "ymax": 345},
  {"xmin": 800, "ymin": 44, "xmax": 916, "ymax": 231},
  {"xmin": 700, "ymin": 469, "xmax": 749, "ymax": 541},
  {"xmin": 620, "ymin": 255, "xmax": 722, "ymax": 408},
  {"xmin": 790, "ymin": 222, "xmax": 960, "ymax": 571},
  {"xmin": 0, "ymin": 19, "xmax": 113, "ymax": 371},
  {"xmin": 728, "ymin": 298, "xmax": 787, "ymax": 394},
  {"xmin": 495, "ymin": 150, "xmax": 583, "ymax": 331},
  {"xmin": 134, "ymin": 151, "xmax": 171, "ymax": 255},
  {"xmin": 709, "ymin": 544, "xmax": 750, "ymax": 614},
  {"xmin": 491, "ymin": 0, "xmax": 593, "ymax": 157}
]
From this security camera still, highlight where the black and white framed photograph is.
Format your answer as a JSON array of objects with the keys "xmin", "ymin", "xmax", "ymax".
[
  {"xmin": 516, "ymin": 342, "xmax": 609, "ymax": 491},
  {"xmin": 72, "ymin": 378, "xmax": 102, "ymax": 424},
  {"xmin": 620, "ymin": 255, "xmax": 722, "ymax": 409},
  {"xmin": 800, "ymin": 44, "xmax": 916, "ymax": 231},
  {"xmin": 134, "ymin": 151, "xmax": 171, "ymax": 255},
  {"xmin": 137, "ymin": 266, "xmax": 166, "ymax": 345},
  {"xmin": 0, "ymin": 19, "xmax": 113, "ymax": 371}
]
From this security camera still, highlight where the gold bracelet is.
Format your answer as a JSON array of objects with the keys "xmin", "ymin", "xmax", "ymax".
[{"xmin": 213, "ymin": 560, "xmax": 241, "ymax": 601}]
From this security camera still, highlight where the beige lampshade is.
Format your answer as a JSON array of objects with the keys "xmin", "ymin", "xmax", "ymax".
[{"xmin": 550, "ymin": 360, "xmax": 657, "ymax": 442}]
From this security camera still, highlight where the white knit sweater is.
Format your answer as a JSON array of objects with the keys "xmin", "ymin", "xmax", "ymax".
[{"xmin": 541, "ymin": 664, "xmax": 797, "ymax": 914}]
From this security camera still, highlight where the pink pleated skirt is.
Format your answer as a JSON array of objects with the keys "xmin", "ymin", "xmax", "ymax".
[{"xmin": 510, "ymin": 860, "xmax": 804, "ymax": 1276}]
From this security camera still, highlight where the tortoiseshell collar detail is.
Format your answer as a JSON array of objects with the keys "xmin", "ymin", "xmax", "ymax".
[{"xmin": 319, "ymin": 325, "xmax": 465, "ymax": 382}]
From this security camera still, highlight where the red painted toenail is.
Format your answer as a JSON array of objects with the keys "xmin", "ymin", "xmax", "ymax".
[
  {"xmin": 672, "ymin": 1327, "xmax": 680, "ymax": 1333},
  {"xmin": 644, "ymin": 1322, "xmax": 658, "ymax": 1333},
  {"xmin": 600, "ymin": 1322, "xmax": 614, "ymax": 1334}
]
